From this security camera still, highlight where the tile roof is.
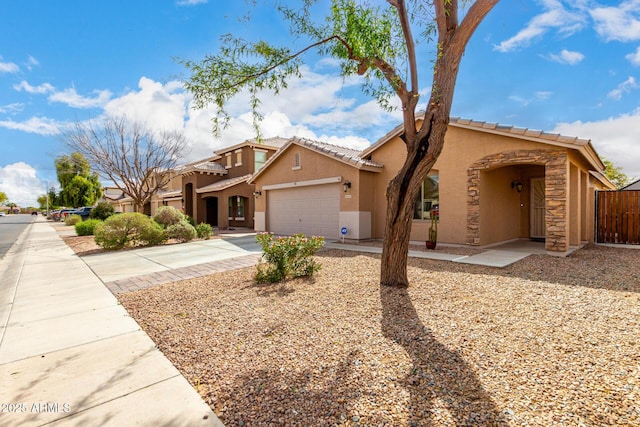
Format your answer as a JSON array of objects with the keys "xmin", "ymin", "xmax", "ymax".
[
  {"xmin": 215, "ymin": 136, "xmax": 290, "ymax": 155},
  {"xmin": 196, "ymin": 174, "xmax": 252, "ymax": 194},
  {"xmin": 179, "ymin": 160, "xmax": 228, "ymax": 175},
  {"xmin": 157, "ymin": 189, "xmax": 182, "ymax": 199},
  {"xmin": 289, "ymin": 137, "xmax": 383, "ymax": 170},
  {"xmin": 449, "ymin": 117, "xmax": 590, "ymax": 146},
  {"xmin": 363, "ymin": 115, "xmax": 593, "ymax": 158}
]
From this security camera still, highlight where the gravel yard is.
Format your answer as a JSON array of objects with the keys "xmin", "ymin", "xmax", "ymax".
[{"xmin": 118, "ymin": 245, "xmax": 640, "ymax": 426}]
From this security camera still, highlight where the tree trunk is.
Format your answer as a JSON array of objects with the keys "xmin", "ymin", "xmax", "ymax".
[
  {"xmin": 380, "ymin": 116, "xmax": 448, "ymax": 287},
  {"xmin": 379, "ymin": 0, "xmax": 498, "ymax": 287}
]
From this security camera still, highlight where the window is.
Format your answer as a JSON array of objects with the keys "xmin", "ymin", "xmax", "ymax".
[
  {"xmin": 293, "ymin": 152, "xmax": 301, "ymax": 170},
  {"xmin": 228, "ymin": 196, "xmax": 245, "ymax": 220},
  {"xmin": 254, "ymin": 150, "xmax": 267, "ymax": 171},
  {"xmin": 413, "ymin": 172, "xmax": 439, "ymax": 220},
  {"xmin": 225, "ymin": 153, "xmax": 232, "ymax": 169},
  {"xmin": 235, "ymin": 149, "xmax": 242, "ymax": 166}
]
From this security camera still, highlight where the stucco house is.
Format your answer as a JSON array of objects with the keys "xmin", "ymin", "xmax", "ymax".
[
  {"xmin": 179, "ymin": 137, "xmax": 288, "ymax": 229},
  {"xmin": 249, "ymin": 118, "xmax": 615, "ymax": 256}
]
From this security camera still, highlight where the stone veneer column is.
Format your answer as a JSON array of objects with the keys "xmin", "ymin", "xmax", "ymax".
[
  {"xmin": 466, "ymin": 149, "xmax": 568, "ymax": 254},
  {"xmin": 544, "ymin": 152, "xmax": 568, "ymax": 252}
]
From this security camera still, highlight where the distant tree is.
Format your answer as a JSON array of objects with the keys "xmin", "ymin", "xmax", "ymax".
[
  {"xmin": 62, "ymin": 115, "xmax": 188, "ymax": 213},
  {"xmin": 603, "ymin": 158, "xmax": 632, "ymax": 189},
  {"xmin": 55, "ymin": 152, "xmax": 102, "ymax": 207},
  {"xmin": 37, "ymin": 194, "xmax": 48, "ymax": 209},
  {"xmin": 183, "ymin": 0, "xmax": 498, "ymax": 287},
  {"xmin": 0, "ymin": 191, "xmax": 7, "ymax": 205},
  {"xmin": 6, "ymin": 201, "xmax": 17, "ymax": 213}
]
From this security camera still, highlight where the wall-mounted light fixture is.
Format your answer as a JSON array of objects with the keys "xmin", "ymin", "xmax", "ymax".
[
  {"xmin": 511, "ymin": 180, "xmax": 523, "ymax": 193},
  {"xmin": 253, "ymin": 190, "xmax": 262, "ymax": 197},
  {"xmin": 343, "ymin": 180, "xmax": 351, "ymax": 192}
]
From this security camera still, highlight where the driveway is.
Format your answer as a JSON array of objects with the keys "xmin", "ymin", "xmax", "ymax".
[{"xmin": 82, "ymin": 234, "xmax": 261, "ymax": 283}]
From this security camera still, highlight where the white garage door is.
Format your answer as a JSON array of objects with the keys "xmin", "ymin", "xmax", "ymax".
[{"xmin": 268, "ymin": 184, "xmax": 340, "ymax": 239}]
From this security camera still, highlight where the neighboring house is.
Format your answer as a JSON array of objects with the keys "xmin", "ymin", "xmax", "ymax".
[
  {"xmin": 179, "ymin": 137, "xmax": 288, "ymax": 229},
  {"xmin": 101, "ymin": 170, "xmax": 184, "ymax": 216},
  {"xmin": 250, "ymin": 118, "xmax": 616, "ymax": 256},
  {"xmin": 621, "ymin": 178, "xmax": 640, "ymax": 190}
]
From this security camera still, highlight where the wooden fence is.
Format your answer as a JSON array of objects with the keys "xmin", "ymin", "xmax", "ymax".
[{"xmin": 596, "ymin": 190, "xmax": 640, "ymax": 244}]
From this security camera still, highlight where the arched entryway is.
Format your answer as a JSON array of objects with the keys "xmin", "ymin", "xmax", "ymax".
[
  {"xmin": 184, "ymin": 183, "xmax": 194, "ymax": 218},
  {"xmin": 206, "ymin": 197, "xmax": 218, "ymax": 227},
  {"xmin": 466, "ymin": 149, "xmax": 568, "ymax": 252}
]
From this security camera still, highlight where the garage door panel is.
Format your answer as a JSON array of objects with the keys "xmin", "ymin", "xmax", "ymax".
[{"xmin": 267, "ymin": 185, "xmax": 340, "ymax": 239}]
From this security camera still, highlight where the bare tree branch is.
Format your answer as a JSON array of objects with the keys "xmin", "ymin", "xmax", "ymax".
[{"xmin": 62, "ymin": 115, "xmax": 188, "ymax": 213}]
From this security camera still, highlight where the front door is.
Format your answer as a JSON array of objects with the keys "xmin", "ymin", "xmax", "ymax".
[
  {"xmin": 530, "ymin": 177, "xmax": 545, "ymax": 239},
  {"xmin": 206, "ymin": 197, "xmax": 218, "ymax": 227}
]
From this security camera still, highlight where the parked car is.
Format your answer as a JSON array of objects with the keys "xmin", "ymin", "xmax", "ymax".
[
  {"xmin": 57, "ymin": 209, "xmax": 77, "ymax": 221},
  {"xmin": 0, "ymin": 212, "xmax": 5, "ymax": 217},
  {"xmin": 70, "ymin": 207, "xmax": 93, "ymax": 220},
  {"xmin": 31, "ymin": 211, "xmax": 38, "ymax": 216}
]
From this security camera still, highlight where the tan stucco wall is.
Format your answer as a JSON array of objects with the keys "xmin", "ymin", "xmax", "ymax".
[{"xmin": 369, "ymin": 126, "xmax": 552, "ymax": 243}]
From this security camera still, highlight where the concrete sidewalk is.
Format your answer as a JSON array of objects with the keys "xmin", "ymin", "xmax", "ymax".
[{"xmin": 0, "ymin": 219, "xmax": 224, "ymax": 426}]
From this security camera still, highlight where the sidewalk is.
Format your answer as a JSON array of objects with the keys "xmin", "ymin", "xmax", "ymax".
[{"xmin": 0, "ymin": 219, "xmax": 224, "ymax": 426}]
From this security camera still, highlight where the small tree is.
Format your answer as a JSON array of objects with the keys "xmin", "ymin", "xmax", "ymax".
[
  {"xmin": 603, "ymin": 158, "xmax": 633, "ymax": 189},
  {"xmin": 55, "ymin": 152, "xmax": 102, "ymax": 207},
  {"xmin": 0, "ymin": 192, "xmax": 7, "ymax": 205},
  {"xmin": 62, "ymin": 115, "xmax": 188, "ymax": 213},
  {"xmin": 183, "ymin": 0, "xmax": 498, "ymax": 287}
]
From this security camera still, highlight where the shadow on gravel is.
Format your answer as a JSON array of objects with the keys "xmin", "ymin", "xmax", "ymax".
[{"xmin": 379, "ymin": 285, "xmax": 509, "ymax": 426}]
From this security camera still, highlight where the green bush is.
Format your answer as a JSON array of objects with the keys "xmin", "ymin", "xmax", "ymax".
[
  {"xmin": 254, "ymin": 233, "xmax": 325, "ymax": 283},
  {"xmin": 139, "ymin": 220, "xmax": 167, "ymax": 246},
  {"xmin": 64, "ymin": 214, "xmax": 82, "ymax": 226},
  {"xmin": 75, "ymin": 219, "xmax": 102, "ymax": 236},
  {"xmin": 165, "ymin": 221, "xmax": 196, "ymax": 243},
  {"xmin": 90, "ymin": 201, "xmax": 115, "ymax": 220},
  {"xmin": 153, "ymin": 206, "xmax": 185, "ymax": 227},
  {"xmin": 94, "ymin": 212, "xmax": 165, "ymax": 250},
  {"xmin": 185, "ymin": 215, "xmax": 195, "ymax": 227},
  {"xmin": 195, "ymin": 222, "xmax": 213, "ymax": 239}
]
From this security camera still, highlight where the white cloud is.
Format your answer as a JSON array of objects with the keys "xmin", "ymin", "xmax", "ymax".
[
  {"xmin": 0, "ymin": 116, "xmax": 62, "ymax": 135},
  {"xmin": 26, "ymin": 55, "xmax": 39, "ymax": 71},
  {"xmin": 176, "ymin": 0, "xmax": 207, "ymax": 5},
  {"xmin": 0, "ymin": 103, "xmax": 24, "ymax": 114},
  {"xmin": 508, "ymin": 91, "xmax": 554, "ymax": 106},
  {"xmin": 0, "ymin": 59, "xmax": 19, "ymax": 73},
  {"xmin": 607, "ymin": 76, "xmax": 639, "ymax": 100},
  {"xmin": 13, "ymin": 80, "xmax": 55, "ymax": 94},
  {"xmin": 48, "ymin": 87, "xmax": 112, "ymax": 108},
  {"xmin": 626, "ymin": 46, "xmax": 640, "ymax": 65},
  {"xmin": 590, "ymin": 0, "xmax": 640, "ymax": 42},
  {"xmin": 548, "ymin": 49, "xmax": 585, "ymax": 64},
  {"xmin": 553, "ymin": 109, "xmax": 640, "ymax": 179},
  {"xmin": 0, "ymin": 162, "xmax": 44, "ymax": 207},
  {"xmin": 494, "ymin": 0, "xmax": 586, "ymax": 52}
]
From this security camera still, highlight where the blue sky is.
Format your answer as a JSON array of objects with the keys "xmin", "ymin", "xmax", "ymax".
[{"xmin": 2, "ymin": 0, "xmax": 640, "ymax": 206}]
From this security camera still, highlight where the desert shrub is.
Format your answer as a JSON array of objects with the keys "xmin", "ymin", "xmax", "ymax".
[
  {"xmin": 165, "ymin": 221, "xmax": 196, "ymax": 243},
  {"xmin": 64, "ymin": 214, "xmax": 82, "ymax": 226},
  {"xmin": 75, "ymin": 219, "xmax": 102, "ymax": 236},
  {"xmin": 90, "ymin": 201, "xmax": 115, "ymax": 220},
  {"xmin": 254, "ymin": 233, "xmax": 325, "ymax": 283},
  {"xmin": 185, "ymin": 215, "xmax": 195, "ymax": 227},
  {"xmin": 153, "ymin": 206, "xmax": 185, "ymax": 227},
  {"xmin": 139, "ymin": 220, "xmax": 167, "ymax": 246},
  {"xmin": 94, "ymin": 212, "xmax": 165, "ymax": 250},
  {"xmin": 195, "ymin": 222, "xmax": 213, "ymax": 239}
]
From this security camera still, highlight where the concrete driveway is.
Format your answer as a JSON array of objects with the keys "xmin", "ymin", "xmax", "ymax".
[{"xmin": 82, "ymin": 234, "xmax": 261, "ymax": 283}]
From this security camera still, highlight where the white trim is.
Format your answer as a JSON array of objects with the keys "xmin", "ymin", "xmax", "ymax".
[
  {"xmin": 234, "ymin": 149, "xmax": 243, "ymax": 153},
  {"xmin": 292, "ymin": 166, "xmax": 301, "ymax": 171},
  {"xmin": 262, "ymin": 176, "xmax": 342, "ymax": 190}
]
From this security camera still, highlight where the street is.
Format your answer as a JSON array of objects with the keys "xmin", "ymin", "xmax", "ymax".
[{"xmin": 0, "ymin": 214, "xmax": 36, "ymax": 260}]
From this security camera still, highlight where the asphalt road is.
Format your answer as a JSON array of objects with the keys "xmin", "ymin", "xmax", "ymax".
[{"xmin": 0, "ymin": 214, "xmax": 36, "ymax": 260}]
